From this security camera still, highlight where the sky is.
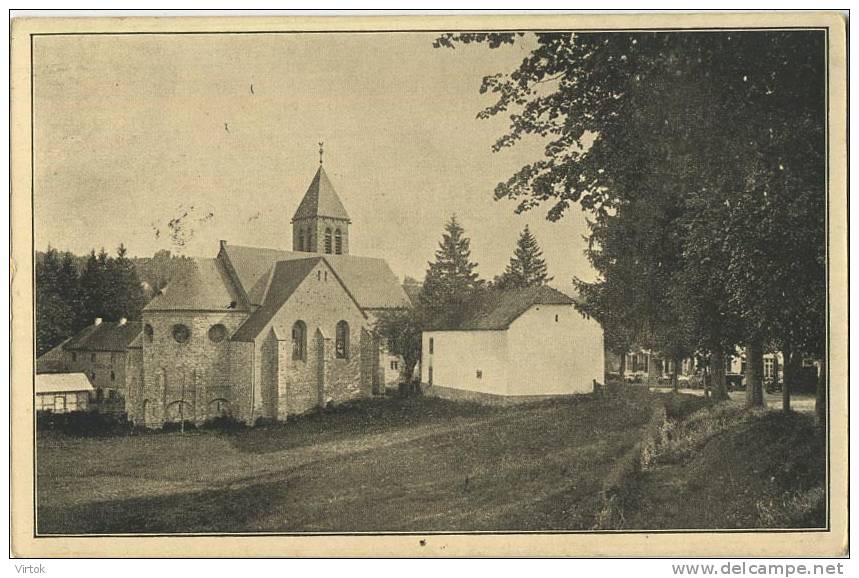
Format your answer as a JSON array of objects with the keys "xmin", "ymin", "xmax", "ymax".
[{"xmin": 33, "ymin": 32, "xmax": 597, "ymax": 288}]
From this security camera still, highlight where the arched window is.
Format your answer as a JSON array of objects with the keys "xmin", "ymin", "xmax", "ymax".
[
  {"xmin": 306, "ymin": 229, "xmax": 312, "ymax": 252},
  {"xmin": 334, "ymin": 229, "xmax": 343, "ymax": 254},
  {"xmin": 298, "ymin": 228, "xmax": 305, "ymax": 251},
  {"xmin": 292, "ymin": 320, "xmax": 307, "ymax": 361},
  {"xmin": 335, "ymin": 320, "xmax": 349, "ymax": 359},
  {"xmin": 324, "ymin": 228, "xmax": 333, "ymax": 254}
]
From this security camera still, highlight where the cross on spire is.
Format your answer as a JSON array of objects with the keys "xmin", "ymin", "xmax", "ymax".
[{"xmin": 318, "ymin": 141, "xmax": 324, "ymax": 165}]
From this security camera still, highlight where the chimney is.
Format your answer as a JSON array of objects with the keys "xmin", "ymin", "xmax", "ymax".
[
  {"xmin": 94, "ymin": 318, "xmax": 103, "ymax": 326},
  {"xmin": 119, "ymin": 317, "xmax": 128, "ymax": 326}
]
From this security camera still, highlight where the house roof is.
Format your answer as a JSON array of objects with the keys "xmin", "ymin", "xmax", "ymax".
[
  {"xmin": 143, "ymin": 257, "xmax": 246, "ymax": 312},
  {"xmin": 231, "ymin": 257, "xmax": 323, "ymax": 342},
  {"xmin": 63, "ymin": 320, "xmax": 143, "ymax": 352},
  {"xmin": 402, "ymin": 282, "xmax": 422, "ymax": 306},
  {"xmin": 36, "ymin": 373, "xmax": 94, "ymax": 394},
  {"xmin": 36, "ymin": 338, "xmax": 71, "ymax": 373},
  {"xmin": 221, "ymin": 243, "xmax": 410, "ymax": 310},
  {"xmin": 429, "ymin": 285, "xmax": 577, "ymax": 331},
  {"xmin": 292, "ymin": 166, "xmax": 350, "ymax": 222}
]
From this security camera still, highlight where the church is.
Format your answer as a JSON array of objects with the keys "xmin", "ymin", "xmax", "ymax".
[{"xmin": 124, "ymin": 161, "xmax": 411, "ymax": 427}]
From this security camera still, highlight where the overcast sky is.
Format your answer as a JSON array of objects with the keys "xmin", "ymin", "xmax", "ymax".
[{"xmin": 33, "ymin": 32, "xmax": 596, "ymax": 287}]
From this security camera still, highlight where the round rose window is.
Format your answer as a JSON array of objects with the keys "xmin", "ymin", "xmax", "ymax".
[
  {"xmin": 172, "ymin": 324, "xmax": 190, "ymax": 343},
  {"xmin": 208, "ymin": 324, "xmax": 227, "ymax": 343}
]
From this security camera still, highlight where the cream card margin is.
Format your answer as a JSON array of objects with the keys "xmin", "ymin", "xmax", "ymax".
[{"xmin": 9, "ymin": 12, "xmax": 848, "ymax": 558}]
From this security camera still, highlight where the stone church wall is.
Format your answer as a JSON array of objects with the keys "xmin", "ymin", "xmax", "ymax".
[{"xmin": 139, "ymin": 310, "xmax": 248, "ymax": 427}]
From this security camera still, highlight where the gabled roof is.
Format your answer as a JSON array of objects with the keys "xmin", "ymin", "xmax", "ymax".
[
  {"xmin": 231, "ymin": 257, "xmax": 322, "ymax": 342},
  {"xmin": 143, "ymin": 257, "xmax": 246, "ymax": 312},
  {"xmin": 36, "ymin": 338, "xmax": 72, "ymax": 373},
  {"xmin": 402, "ymin": 281, "xmax": 422, "ymax": 306},
  {"xmin": 292, "ymin": 166, "xmax": 350, "ymax": 222},
  {"xmin": 221, "ymin": 243, "xmax": 410, "ymax": 310},
  {"xmin": 429, "ymin": 286, "xmax": 577, "ymax": 331},
  {"xmin": 36, "ymin": 372, "xmax": 94, "ymax": 394},
  {"xmin": 63, "ymin": 320, "xmax": 142, "ymax": 352}
]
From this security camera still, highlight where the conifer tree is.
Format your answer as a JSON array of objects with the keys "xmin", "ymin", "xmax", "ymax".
[
  {"xmin": 35, "ymin": 247, "xmax": 78, "ymax": 355},
  {"xmin": 112, "ymin": 243, "xmax": 146, "ymax": 320},
  {"xmin": 419, "ymin": 215, "xmax": 484, "ymax": 326},
  {"xmin": 493, "ymin": 225, "xmax": 552, "ymax": 289},
  {"xmin": 80, "ymin": 249, "xmax": 108, "ymax": 323}
]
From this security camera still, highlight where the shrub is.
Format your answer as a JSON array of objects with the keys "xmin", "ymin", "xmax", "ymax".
[
  {"xmin": 201, "ymin": 413, "xmax": 247, "ymax": 433},
  {"xmin": 37, "ymin": 410, "xmax": 133, "ymax": 437},
  {"xmin": 161, "ymin": 420, "xmax": 198, "ymax": 433}
]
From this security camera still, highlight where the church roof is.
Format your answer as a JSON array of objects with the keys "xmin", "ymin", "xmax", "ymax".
[
  {"xmin": 231, "ymin": 257, "xmax": 324, "ymax": 342},
  {"xmin": 291, "ymin": 166, "xmax": 350, "ymax": 222},
  {"xmin": 428, "ymin": 285, "xmax": 576, "ymax": 331},
  {"xmin": 63, "ymin": 320, "xmax": 143, "ymax": 352},
  {"xmin": 221, "ymin": 243, "xmax": 411, "ymax": 310},
  {"xmin": 143, "ymin": 258, "xmax": 247, "ymax": 312}
]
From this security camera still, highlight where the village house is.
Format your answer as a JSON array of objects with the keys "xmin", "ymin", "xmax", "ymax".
[
  {"xmin": 35, "ymin": 373, "xmax": 95, "ymax": 414},
  {"xmin": 124, "ymin": 162, "xmax": 411, "ymax": 428},
  {"xmin": 421, "ymin": 285, "xmax": 604, "ymax": 402},
  {"xmin": 36, "ymin": 318, "xmax": 142, "ymax": 412}
]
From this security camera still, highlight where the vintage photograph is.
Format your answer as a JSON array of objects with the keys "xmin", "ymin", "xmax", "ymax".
[{"xmin": 10, "ymin": 12, "xmax": 848, "ymax": 557}]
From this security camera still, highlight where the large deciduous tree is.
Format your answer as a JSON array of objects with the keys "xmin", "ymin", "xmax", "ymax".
[{"xmin": 436, "ymin": 31, "xmax": 826, "ymax": 414}]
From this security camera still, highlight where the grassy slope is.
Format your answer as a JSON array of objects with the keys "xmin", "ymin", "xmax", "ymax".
[
  {"xmin": 37, "ymin": 394, "xmax": 654, "ymax": 534},
  {"xmin": 623, "ymin": 396, "xmax": 826, "ymax": 530}
]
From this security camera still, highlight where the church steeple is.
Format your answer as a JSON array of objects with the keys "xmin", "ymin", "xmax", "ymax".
[{"xmin": 292, "ymin": 160, "xmax": 351, "ymax": 255}]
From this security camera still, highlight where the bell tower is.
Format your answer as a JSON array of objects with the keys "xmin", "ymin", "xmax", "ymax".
[{"xmin": 291, "ymin": 144, "xmax": 351, "ymax": 255}]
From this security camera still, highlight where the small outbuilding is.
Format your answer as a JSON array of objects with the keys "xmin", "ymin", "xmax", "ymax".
[
  {"xmin": 421, "ymin": 286, "xmax": 604, "ymax": 403},
  {"xmin": 35, "ymin": 373, "xmax": 95, "ymax": 413}
]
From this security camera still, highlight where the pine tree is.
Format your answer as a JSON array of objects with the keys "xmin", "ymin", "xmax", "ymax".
[
  {"xmin": 419, "ymin": 215, "xmax": 484, "ymax": 326},
  {"xmin": 112, "ymin": 243, "xmax": 146, "ymax": 320},
  {"xmin": 493, "ymin": 225, "xmax": 552, "ymax": 289},
  {"xmin": 35, "ymin": 247, "xmax": 77, "ymax": 355},
  {"xmin": 80, "ymin": 249, "xmax": 107, "ymax": 323}
]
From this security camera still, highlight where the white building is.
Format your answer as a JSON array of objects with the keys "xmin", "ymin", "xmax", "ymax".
[
  {"xmin": 35, "ymin": 373, "xmax": 95, "ymax": 413},
  {"xmin": 421, "ymin": 286, "xmax": 604, "ymax": 402}
]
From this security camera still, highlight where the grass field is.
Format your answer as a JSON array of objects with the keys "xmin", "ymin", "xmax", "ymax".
[
  {"xmin": 36, "ymin": 390, "xmax": 826, "ymax": 534},
  {"xmin": 37, "ymin": 393, "xmax": 656, "ymax": 534}
]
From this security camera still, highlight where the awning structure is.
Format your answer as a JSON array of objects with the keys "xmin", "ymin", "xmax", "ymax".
[{"xmin": 35, "ymin": 373, "xmax": 95, "ymax": 395}]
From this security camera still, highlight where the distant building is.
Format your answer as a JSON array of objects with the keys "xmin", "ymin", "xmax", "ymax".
[
  {"xmin": 35, "ymin": 373, "xmax": 95, "ymax": 413},
  {"xmin": 36, "ymin": 318, "xmax": 142, "ymax": 412},
  {"xmin": 421, "ymin": 286, "xmax": 604, "ymax": 402}
]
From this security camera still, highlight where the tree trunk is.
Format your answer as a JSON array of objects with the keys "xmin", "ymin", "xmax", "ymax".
[
  {"xmin": 816, "ymin": 356, "xmax": 827, "ymax": 428},
  {"xmin": 710, "ymin": 349, "xmax": 729, "ymax": 401},
  {"xmin": 745, "ymin": 339, "xmax": 765, "ymax": 407},
  {"xmin": 671, "ymin": 353, "xmax": 680, "ymax": 392},
  {"xmin": 781, "ymin": 347, "xmax": 791, "ymax": 413},
  {"xmin": 703, "ymin": 365, "xmax": 711, "ymax": 399}
]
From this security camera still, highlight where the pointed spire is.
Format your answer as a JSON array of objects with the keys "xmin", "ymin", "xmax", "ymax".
[
  {"xmin": 291, "ymin": 164, "xmax": 351, "ymax": 223},
  {"xmin": 319, "ymin": 141, "xmax": 324, "ymax": 165}
]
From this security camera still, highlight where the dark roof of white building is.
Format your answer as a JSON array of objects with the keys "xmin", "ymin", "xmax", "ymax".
[{"xmin": 428, "ymin": 286, "xmax": 577, "ymax": 331}]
